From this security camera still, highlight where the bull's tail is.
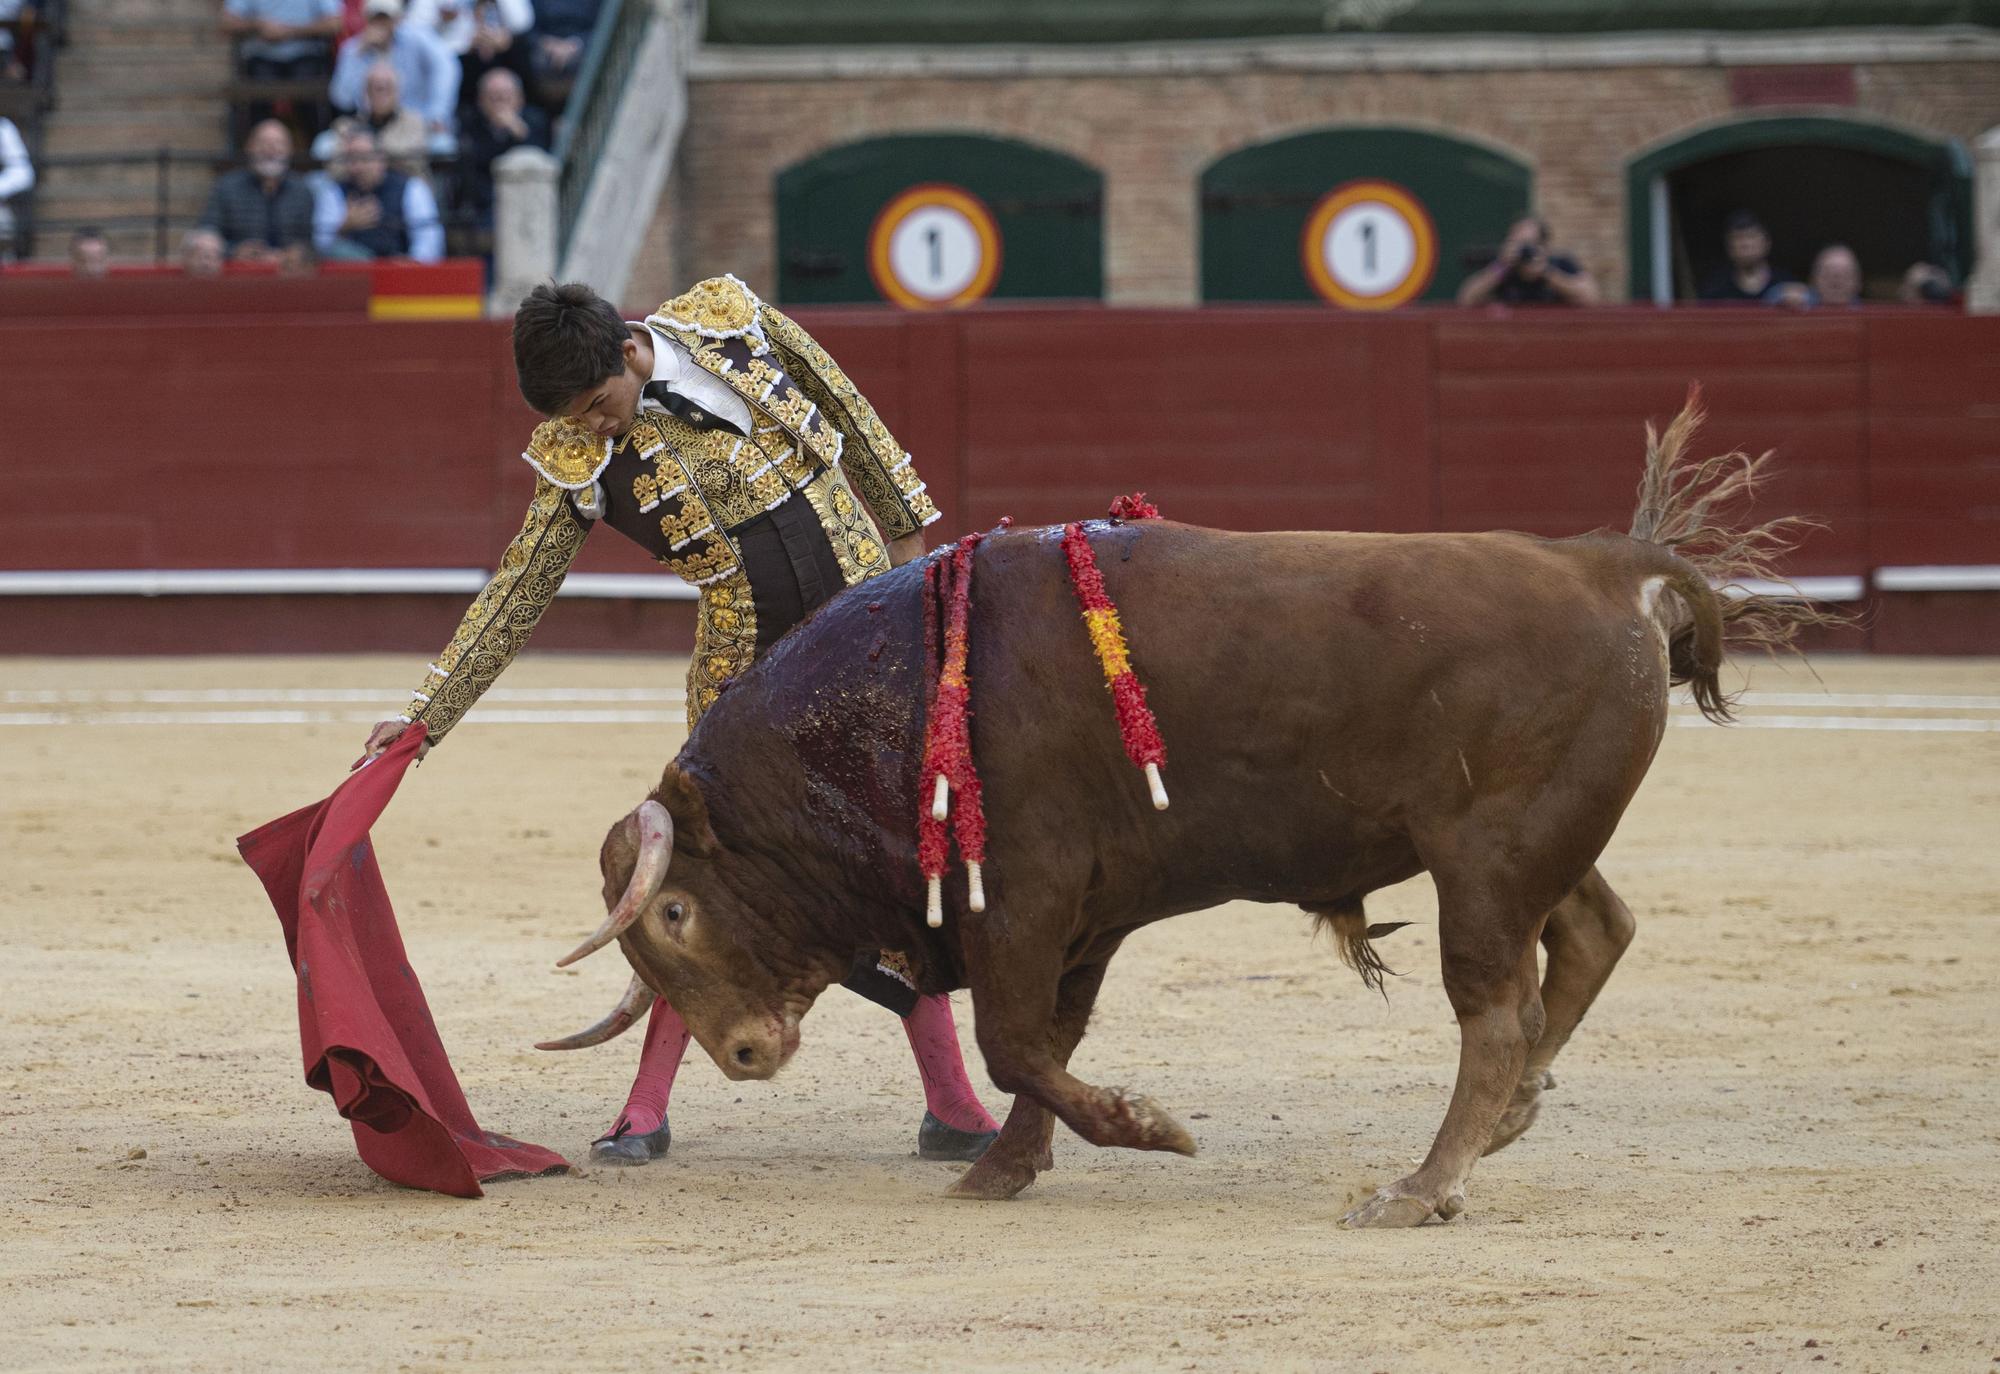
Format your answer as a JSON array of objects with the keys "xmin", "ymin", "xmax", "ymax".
[{"xmin": 1629, "ymin": 386, "xmax": 1842, "ymax": 724}]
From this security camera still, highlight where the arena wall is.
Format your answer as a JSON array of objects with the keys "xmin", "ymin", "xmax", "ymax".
[
  {"xmin": 2, "ymin": 300, "xmax": 1995, "ymax": 654},
  {"xmin": 629, "ymin": 48, "xmax": 2000, "ymax": 308}
]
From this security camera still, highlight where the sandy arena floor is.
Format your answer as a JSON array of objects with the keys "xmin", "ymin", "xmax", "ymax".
[{"xmin": 2, "ymin": 651, "xmax": 1997, "ymax": 1371}]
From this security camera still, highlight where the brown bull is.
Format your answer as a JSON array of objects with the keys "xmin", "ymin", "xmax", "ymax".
[{"xmin": 542, "ymin": 399, "xmax": 1821, "ymax": 1226}]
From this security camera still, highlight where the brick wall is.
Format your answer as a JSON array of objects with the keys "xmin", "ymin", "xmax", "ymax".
[{"xmin": 628, "ymin": 58, "xmax": 1995, "ymax": 308}]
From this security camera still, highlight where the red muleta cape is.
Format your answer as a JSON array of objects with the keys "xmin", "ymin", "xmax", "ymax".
[{"xmin": 237, "ymin": 726, "xmax": 570, "ymax": 1196}]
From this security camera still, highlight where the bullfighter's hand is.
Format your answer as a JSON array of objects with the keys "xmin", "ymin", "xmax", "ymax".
[
  {"xmin": 888, "ymin": 532, "xmax": 927, "ymax": 568},
  {"xmin": 353, "ymin": 718, "xmax": 430, "ymax": 771}
]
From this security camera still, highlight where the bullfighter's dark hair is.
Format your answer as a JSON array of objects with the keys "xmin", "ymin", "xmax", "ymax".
[{"xmin": 513, "ymin": 282, "xmax": 629, "ymax": 415}]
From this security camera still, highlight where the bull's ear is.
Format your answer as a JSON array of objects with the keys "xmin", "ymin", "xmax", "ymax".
[{"xmin": 653, "ymin": 763, "xmax": 719, "ymax": 857}]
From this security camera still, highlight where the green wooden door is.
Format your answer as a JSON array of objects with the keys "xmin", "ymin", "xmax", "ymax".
[
  {"xmin": 1202, "ymin": 128, "xmax": 1533, "ymax": 306},
  {"xmin": 777, "ymin": 134, "xmax": 1103, "ymax": 307}
]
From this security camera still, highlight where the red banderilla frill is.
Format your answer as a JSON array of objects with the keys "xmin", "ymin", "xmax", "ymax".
[
  {"xmin": 1063, "ymin": 494, "xmax": 1169, "ymax": 810},
  {"xmin": 917, "ymin": 527, "xmax": 999, "ymax": 928}
]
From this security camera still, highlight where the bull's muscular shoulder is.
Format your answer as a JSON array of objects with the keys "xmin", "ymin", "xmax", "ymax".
[{"xmin": 649, "ymin": 274, "xmax": 767, "ymax": 343}]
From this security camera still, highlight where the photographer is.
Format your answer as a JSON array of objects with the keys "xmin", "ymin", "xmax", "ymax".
[{"xmin": 1458, "ymin": 215, "xmax": 1600, "ymax": 307}]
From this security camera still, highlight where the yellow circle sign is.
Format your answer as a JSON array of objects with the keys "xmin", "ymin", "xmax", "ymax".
[
  {"xmin": 868, "ymin": 184, "xmax": 1003, "ymax": 310},
  {"xmin": 1300, "ymin": 180, "xmax": 1438, "ymax": 310}
]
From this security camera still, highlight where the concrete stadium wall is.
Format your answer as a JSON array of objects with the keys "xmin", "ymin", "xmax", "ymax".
[{"xmin": 1, "ymin": 303, "xmax": 1995, "ymax": 654}]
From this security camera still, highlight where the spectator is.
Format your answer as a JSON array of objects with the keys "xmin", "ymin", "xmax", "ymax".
[
  {"xmin": 330, "ymin": 0, "xmax": 459, "ymax": 138},
  {"xmin": 1698, "ymin": 211, "xmax": 1807, "ymax": 305},
  {"xmin": 404, "ymin": 0, "xmax": 533, "ymax": 114},
  {"xmin": 313, "ymin": 124, "xmax": 442, "ymax": 261},
  {"xmin": 0, "ymin": 113, "xmax": 31, "ymax": 258},
  {"xmin": 1457, "ymin": 215, "xmax": 1600, "ymax": 307},
  {"xmin": 526, "ymin": 0, "xmax": 598, "ymax": 109},
  {"xmin": 454, "ymin": 67, "xmax": 547, "ymax": 235},
  {"xmin": 70, "ymin": 227, "xmax": 110, "ymax": 278},
  {"xmin": 180, "ymin": 227, "xmax": 227, "ymax": 277},
  {"xmin": 1807, "ymin": 244, "xmax": 1862, "ymax": 308},
  {"xmin": 2, "ymin": 0, "xmax": 39, "ymax": 83},
  {"xmin": 312, "ymin": 62, "xmax": 433, "ymax": 173},
  {"xmin": 1898, "ymin": 263, "xmax": 1958, "ymax": 307},
  {"xmin": 199, "ymin": 118, "xmax": 318, "ymax": 261},
  {"xmin": 222, "ymin": 0, "xmax": 341, "ymax": 79}
]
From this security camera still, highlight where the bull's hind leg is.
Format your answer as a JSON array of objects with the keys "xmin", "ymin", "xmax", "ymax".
[
  {"xmin": 949, "ymin": 957, "xmax": 1113, "ymax": 1201},
  {"xmin": 1344, "ymin": 877, "xmax": 1548, "ymax": 1229},
  {"xmin": 1486, "ymin": 866, "xmax": 1636, "ymax": 1156}
]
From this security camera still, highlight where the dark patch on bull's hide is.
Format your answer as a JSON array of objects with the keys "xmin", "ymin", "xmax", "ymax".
[{"xmin": 739, "ymin": 561, "xmax": 930, "ymax": 912}]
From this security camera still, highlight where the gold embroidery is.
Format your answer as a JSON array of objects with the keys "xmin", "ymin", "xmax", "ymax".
[
  {"xmin": 403, "ymin": 480, "xmax": 587, "ymax": 741},
  {"xmin": 657, "ymin": 495, "xmax": 712, "ymax": 552},
  {"xmin": 522, "ymin": 418, "xmax": 615, "ymax": 490},
  {"xmin": 762, "ymin": 305, "xmax": 939, "ymax": 538},
  {"xmin": 687, "ymin": 573, "xmax": 756, "ymax": 727},
  {"xmin": 632, "ymin": 469, "xmax": 660, "ymax": 510},
  {"xmin": 668, "ymin": 533, "xmax": 736, "ymax": 587},
  {"xmin": 801, "ymin": 465, "xmax": 889, "ymax": 587},
  {"xmin": 649, "ymin": 274, "xmax": 764, "ymax": 347}
]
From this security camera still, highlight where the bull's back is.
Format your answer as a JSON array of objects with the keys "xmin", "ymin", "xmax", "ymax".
[{"xmin": 966, "ymin": 521, "xmax": 1672, "ymax": 909}]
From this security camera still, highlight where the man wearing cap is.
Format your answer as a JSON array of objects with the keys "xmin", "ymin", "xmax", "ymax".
[{"xmin": 331, "ymin": 0, "xmax": 459, "ymax": 137}]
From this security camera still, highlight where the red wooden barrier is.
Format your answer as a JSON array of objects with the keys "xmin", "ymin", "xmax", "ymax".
[{"xmin": 1, "ymin": 301, "xmax": 1995, "ymax": 653}]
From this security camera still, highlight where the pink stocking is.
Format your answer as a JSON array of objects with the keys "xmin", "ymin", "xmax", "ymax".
[
  {"xmin": 605, "ymin": 997, "xmax": 691, "ymax": 1138},
  {"xmin": 902, "ymin": 993, "xmax": 998, "ymax": 1134}
]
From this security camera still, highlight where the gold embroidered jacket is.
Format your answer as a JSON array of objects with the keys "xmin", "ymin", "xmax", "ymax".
[{"xmin": 402, "ymin": 275, "xmax": 940, "ymax": 740}]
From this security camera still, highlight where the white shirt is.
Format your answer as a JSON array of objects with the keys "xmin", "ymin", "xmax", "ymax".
[
  {"xmin": 311, "ymin": 171, "xmax": 445, "ymax": 263},
  {"xmin": 403, "ymin": 0, "xmax": 532, "ymax": 56},
  {"xmin": 639, "ymin": 320, "xmax": 754, "ymax": 436},
  {"xmin": 0, "ymin": 117, "xmax": 33, "ymax": 203}
]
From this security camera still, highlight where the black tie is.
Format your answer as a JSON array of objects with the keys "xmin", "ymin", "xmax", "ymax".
[{"xmin": 642, "ymin": 381, "xmax": 746, "ymax": 437}]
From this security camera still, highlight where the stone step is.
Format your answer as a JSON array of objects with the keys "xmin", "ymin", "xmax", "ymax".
[
  {"xmin": 42, "ymin": 112, "xmax": 228, "ymax": 155},
  {"xmin": 63, "ymin": 15, "xmax": 232, "ymax": 47},
  {"xmin": 55, "ymin": 48, "xmax": 232, "ymax": 85},
  {"xmin": 76, "ymin": 0, "xmax": 235, "ymax": 24},
  {"xmin": 35, "ymin": 160, "xmax": 227, "ymax": 199}
]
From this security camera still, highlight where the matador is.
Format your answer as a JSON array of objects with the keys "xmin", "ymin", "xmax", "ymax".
[{"xmin": 360, "ymin": 275, "xmax": 998, "ymax": 1165}]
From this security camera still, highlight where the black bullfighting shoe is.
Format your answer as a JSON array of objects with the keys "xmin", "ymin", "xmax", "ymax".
[
  {"xmin": 917, "ymin": 1112, "xmax": 999, "ymax": 1162},
  {"xmin": 590, "ymin": 1118, "xmax": 671, "ymax": 1166}
]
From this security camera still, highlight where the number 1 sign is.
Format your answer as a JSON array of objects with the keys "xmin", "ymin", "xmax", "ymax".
[
  {"xmin": 1300, "ymin": 180, "xmax": 1438, "ymax": 310},
  {"xmin": 867, "ymin": 184, "xmax": 1004, "ymax": 310}
]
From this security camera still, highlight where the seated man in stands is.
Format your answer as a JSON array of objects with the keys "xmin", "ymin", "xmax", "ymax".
[
  {"xmin": 70, "ymin": 227, "xmax": 110, "ymax": 278},
  {"xmin": 180, "ymin": 227, "xmax": 227, "ymax": 278},
  {"xmin": 1698, "ymin": 211, "xmax": 1808, "ymax": 306},
  {"xmin": 330, "ymin": 0, "xmax": 458, "ymax": 144},
  {"xmin": 1456, "ymin": 214, "xmax": 1600, "ymax": 307},
  {"xmin": 406, "ymin": 0, "xmax": 532, "ymax": 114},
  {"xmin": 312, "ymin": 61, "xmax": 433, "ymax": 174},
  {"xmin": 1807, "ymin": 244, "xmax": 1862, "ymax": 309},
  {"xmin": 0, "ymin": 113, "xmax": 31, "ymax": 260},
  {"xmin": 313, "ymin": 124, "xmax": 443, "ymax": 262},
  {"xmin": 199, "ymin": 119, "xmax": 318, "ymax": 262},
  {"xmin": 453, "ymin": 68, "xmax": 546, "ymax": 244},
  {"xmin": 223, "ymin": 0, "xmax": 342, "ymax": 80},
  {"xmin": 524, "ymin": 0, "xmax": 597, "ymax": 110}
]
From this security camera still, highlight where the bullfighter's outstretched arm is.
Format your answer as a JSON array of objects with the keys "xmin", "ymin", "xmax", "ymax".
[
  {"xmin": 758, "ymin": 305, "xmax": 942, "ymax": 543},
  {"xmin": 398, "ymin": 478, "xmax": 590, "ymax": 744}
]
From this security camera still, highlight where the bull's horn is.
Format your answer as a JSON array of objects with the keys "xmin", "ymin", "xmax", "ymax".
[
  {"xmin": 534, "ymin": 972, "xmax": 652, "ymax": 1051},
  {"xmin": 555, "ymin": 799, "xmax": 673, "ymax": 968}
]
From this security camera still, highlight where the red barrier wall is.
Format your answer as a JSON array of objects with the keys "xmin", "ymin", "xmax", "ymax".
[{"xmin": 2, "ymin": 296, "xmax": 1995, "ymax": 654}]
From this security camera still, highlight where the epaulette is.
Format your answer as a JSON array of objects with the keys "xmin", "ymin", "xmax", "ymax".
[
  {"xmin": 648, "ymin": 273, "xmax": 769, "ymax": 354},
  {"xmin": 522, "ymin": 417, "xmax": 614, "ymax": 489}
]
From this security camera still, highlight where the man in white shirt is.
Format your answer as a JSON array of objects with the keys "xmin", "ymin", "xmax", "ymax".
[{"xmin": 0, "ymin": 115, "xmax": 31, "ymax": 258}]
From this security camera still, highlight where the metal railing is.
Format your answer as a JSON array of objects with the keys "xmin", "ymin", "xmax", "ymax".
[{"xmin": 551, "ymin": 0, "xmax": 652, "ymax": 259}]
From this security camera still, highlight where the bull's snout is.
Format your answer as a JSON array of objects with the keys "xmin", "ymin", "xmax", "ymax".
[{"xmin": 713, "ymin": 1017, "xmax": 799, "ymax": 1081}]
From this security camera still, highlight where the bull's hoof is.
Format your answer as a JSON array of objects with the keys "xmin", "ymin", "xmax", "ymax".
[
  {"xmin": 589, "ymin": 1119, "xmax": 671, "ymax": 1167},
  {"xmin": 946, "ymin": 1153, "xmax": 1039, "ymax": 1201},
  {"xmin": 1484, "ymin": 1096, "xmax": 1541, "ymax": 1156},
  {"xmin": 1341, "ymin": 1182, "xmax": 1464, "ymax": 1229},
  {"xmin": 917, "ymin": 1112, "xmax": 1000, "ymax": 1162},
  {"xmin": 1108, "ymin": 1090, "xmax": 1197, "ymax": 1156}
]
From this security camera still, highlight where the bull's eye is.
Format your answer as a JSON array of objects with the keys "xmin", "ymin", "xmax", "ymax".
[{"xmin": 665, "ymin": 901, "xmax": 686, "ymax": 924}]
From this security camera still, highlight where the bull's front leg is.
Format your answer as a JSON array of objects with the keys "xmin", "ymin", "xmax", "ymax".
[{"xmin": 952, "ymin": 930, "xmax": 1193, "ymax": 1203}]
